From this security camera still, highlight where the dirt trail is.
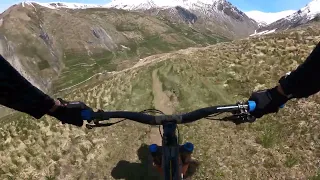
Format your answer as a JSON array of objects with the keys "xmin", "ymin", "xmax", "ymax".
[{"xmin": 150, "ymin": 69, "xmax": 176, "ymax": 146}]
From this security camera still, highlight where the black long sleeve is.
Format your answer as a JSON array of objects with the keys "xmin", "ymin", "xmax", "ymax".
[
  {"xmin": 280, "ymin": 42, "xmax": 320, "ymax": 98},
  {"xmin": 0, "ymin": 55, "xmax": 55, "ymax": 119}
]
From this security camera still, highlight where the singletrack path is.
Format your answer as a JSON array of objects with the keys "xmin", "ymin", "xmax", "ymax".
[{"xmin": 150, "ymin": 69, "xmax": 177, "ymax": 146}]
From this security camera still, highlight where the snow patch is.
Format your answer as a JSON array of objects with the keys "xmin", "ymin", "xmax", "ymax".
[
  {"xmin": 301, "ymin": 0, "xmax": 320, "ymax": 20},
  {"xmin": 45, "ymin": 2, "xmax": 104, "ymax": 9},
  {"xmin": 106, "ymin": 0, "xmax": 223, "ymax": 10},
  {"xmin": 21, "ymin": 1, "xmax": 56, "ymax": 9},
  {"xmin": 105, "ymin": 0, "xmax": 252, "ymax": 26},
  {"xmin": 20, "ymin": 1, "xmax": 106, "ymax": 10},
  {"xmin": 245, "ymin": 10, "xmax": 296, "ymax": 25},
  {"xmin": 121, "ymin": 45, "xmax": 130, "ymax": 49},
  {"xmin": 285, "ymin": 0, "xmax": 320, "ymax": 21},
  {"xmin": 16, "ymin": 0, "xmax": 248, "ymax": 24},
  {"xmin": 29, "ymin": 2, "xmax": 37, "ymax": 12},
  {"xmin": 250, "ymin": 28, "xmax": 277, "ymax": 36},
  {"xmin": 264, "ymin": 28, "xmax": 277, "ymax": 34}
]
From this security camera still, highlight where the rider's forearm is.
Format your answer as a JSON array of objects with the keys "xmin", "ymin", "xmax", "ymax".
[
  {"xmin": 279, "ymin": 42, "xmax": 320, "ymax": 98},
  {"xmin": 276, "ymin": 85, "xmax": 287, "ymax": 97},
  {"xmin": 0, "ymin": 55, "xmax": 55, "ymax": 119}
]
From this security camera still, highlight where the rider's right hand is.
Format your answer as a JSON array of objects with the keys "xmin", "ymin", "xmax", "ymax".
[{"xmin": 249, "ymin": 86, "xmax": 289, "ymax": 118}]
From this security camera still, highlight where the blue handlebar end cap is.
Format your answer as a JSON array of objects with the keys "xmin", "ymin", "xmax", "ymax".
[
  {"xmin": 280, "ymin": 104, "xmax": 285, "ymax": 108},
  {"xmin": 248, "ymin": 101, "xmax": 256, "ymax": 112},
  {"xmin": 182, "ymin": 142, "xmax": 194, "ymax": 153},
  {"xmin": 149, "ymin": 144, "xmax": 158, "ymax": 153},
  {"xmin": 81, "ymin": 110, "xmax": 92, "ymax": 120}
]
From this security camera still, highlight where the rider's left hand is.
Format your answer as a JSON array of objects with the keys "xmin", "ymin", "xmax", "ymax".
[{"xmin": 47, "ymin": 98, "xmax": 92, "ymax": 127}]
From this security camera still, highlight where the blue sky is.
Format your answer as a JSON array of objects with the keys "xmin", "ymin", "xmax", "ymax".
[
  {"xmin": 0, "ymin": 0, "xmax": 312, "ymax": 14},
  {"xmin": 229, "ymin": 0, "xmax": 310, "ymax": 12}
]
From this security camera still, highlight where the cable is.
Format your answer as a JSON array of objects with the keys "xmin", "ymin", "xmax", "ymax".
[
  {"xmin": 140, "ymin": 109, "xmax": 165, "ymax": 115},
  {"xmin": 140, "ymin": 109, "xmax": 165, "ymax": 139},
  {"xmin": 177, "ymin": 125, "xmax": 180, "ymax": 144},
  {"xmin": 159, "ymin": 125, "xmax": 163, "ymax": 138},
  {"xmin": 87, "ymin": 108, "xmax": 165, "ymax": 128},
  {"xmin": 205, "ymin": 112, "xmax": 223, "ymax": 120},
  {"xmin": 207, "ymin": 112, "xmax": 223, "ymax": 117},
  {"xmin": 113, "ymin": 108, "xmax": 165, "ymax": 124}
]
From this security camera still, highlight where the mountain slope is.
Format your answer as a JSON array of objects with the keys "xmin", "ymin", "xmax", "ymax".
[
  {"xmin": 0, "ymin": 22, "xmax": 320, "ymax": 179},
  {"xmin": 0, "ymin": 1, "xmax": 228, "ymax": 118},
  {"xmin": 10, "ymin": 1, "xmax": 259, "ymax": 39},
  {"xmin": 106, "ymin": 0, "xmax": 259, "ymax": 39},
  {"xmin": 257, "ymin": 0, "xmax": 320, "ymax": 33},
  {"xmin": 0, "ymin": 2, "xmax": 227, "ymax": 94}
]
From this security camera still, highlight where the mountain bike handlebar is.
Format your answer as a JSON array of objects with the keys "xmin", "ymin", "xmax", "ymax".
[{"xmin": 81, "ymin": 101, "xmax": 257, "ymax": 125}]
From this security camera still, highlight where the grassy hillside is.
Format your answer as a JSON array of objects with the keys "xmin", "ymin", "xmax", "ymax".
[
  {"xmin": 1, "ymin": 23, "xmax": 320, "ymax": 179},
  {"xmin": 0, "ymin": 3, "xmax": 227, "ymax": 118}
]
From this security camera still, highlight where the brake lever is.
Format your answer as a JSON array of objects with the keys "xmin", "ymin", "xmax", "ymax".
[
  {"xmin": 223, "ymin": 113, "xmax": 256, "ymax": 125},
  {"xmin": 86, "ymin": 123, "xmax": 117, "ymax": 129},
  {"xmin": 86, "ymin": 118, "xmax": 125, "ymax": 129}
]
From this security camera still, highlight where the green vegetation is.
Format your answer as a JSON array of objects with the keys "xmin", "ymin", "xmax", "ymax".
[
  {"xmin": 50, "ymin": 15, "xmax": 229, "ymax": 92},
  {"xmin": 163, "ymin": 18, "xmax": 227, "ymax": 45},
  {"xmin": 53, "ymin": 25, "xmax": 227, "ymax": 92},
  {"xmin": 52, "ymin": 50, "xmax": 116, "ymax": 92},
  {"xmin": 115, "ymin": 22, "xmax": 140, "ymax": 32},
  {"xmin": 37, "ymin": 59, "xmax": 51, "ymax": 70},
  {"xmin": 284, "ymin": 154, "xmax": 299, "ymax": 168},
  {"xmin": 254, "ymin": 118, "xmax": 283, "ymax": 148},
  {"xmin": 310, "ymin": 171, "xmax": 320, "ymax": 180}
]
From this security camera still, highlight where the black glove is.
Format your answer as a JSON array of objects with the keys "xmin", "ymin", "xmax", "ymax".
[
  {"xmin": 47, "ymin": 98, "xmax": 92, "ymax": 127},
  {"xmin": 249, "ymin": 86, "xmax": 289, "ymax": 118}
]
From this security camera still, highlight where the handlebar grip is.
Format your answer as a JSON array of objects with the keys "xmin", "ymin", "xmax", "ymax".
[
  {"xmin": 248, "ymin": 101, "xmax": 256, "ymax": 112},
  {"xmin": 81, "ymin": 110, "xmax": 92, "ymax": 120},
  {"xmin": 248, "ymin": 101, "xmax": 285, "ymax": 112}
]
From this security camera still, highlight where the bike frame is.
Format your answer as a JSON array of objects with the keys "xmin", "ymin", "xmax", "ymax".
[{"xmin": 162, "ymin": 122, "xmax": 181, "ymax": 180}]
